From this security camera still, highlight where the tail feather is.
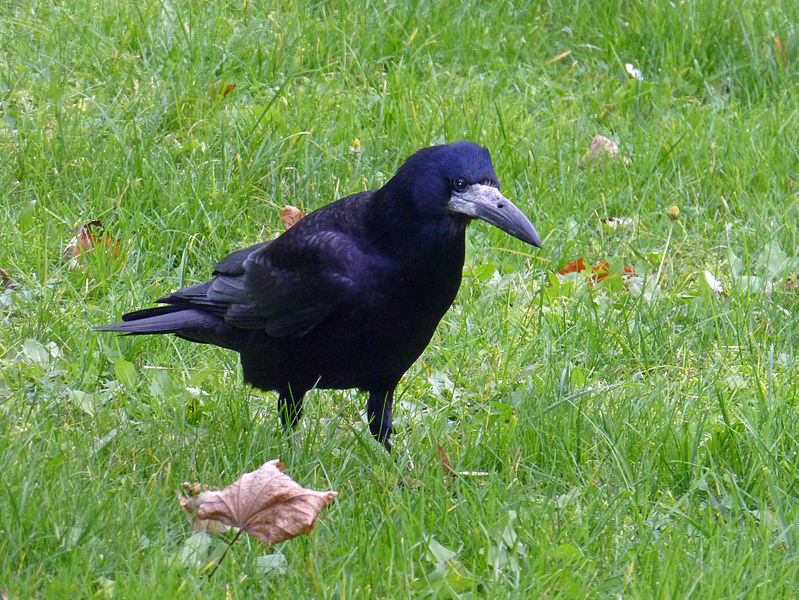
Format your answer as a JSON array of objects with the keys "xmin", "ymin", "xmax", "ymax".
[{"xmin": 95, "ymin": 306, "xmax": 222, "ymax": 335}]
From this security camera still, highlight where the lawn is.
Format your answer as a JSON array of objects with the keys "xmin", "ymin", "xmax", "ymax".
[{"xmin": 1, "ymin": 0, "xmax": 797, "ymax": 597}]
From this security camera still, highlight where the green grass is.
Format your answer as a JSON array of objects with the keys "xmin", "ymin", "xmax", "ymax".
[{"xmin": 1, "ymin": 0, "xmax": 798, "ymax": 597}]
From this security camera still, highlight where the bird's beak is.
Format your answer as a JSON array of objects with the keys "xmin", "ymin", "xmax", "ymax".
[{"xmin": 448, "ymin": 184, "xmax": 542, "ymax": 247}]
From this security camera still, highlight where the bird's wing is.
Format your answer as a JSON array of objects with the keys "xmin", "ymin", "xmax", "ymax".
[{"xmin": 160, "ymin": 231, "xmax": 361, "ymax": 338}]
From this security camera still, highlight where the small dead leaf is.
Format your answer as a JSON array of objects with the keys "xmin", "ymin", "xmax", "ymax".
[
  {"xmin": 0, "ymin": 267, "xmax": 15, "ymax": 289},
  {"xmin": 437, "ymin": 444, "xmax": 457, "ymax": 477},
  {"xmin": 437, "ymin": 444, "xmax": 490, "ymax": 478},
  {"xmin": 559, "ymin": 258, "xmax": 587, "ymax": 275},
  {"xmin": 579, "ymin": 134, "xmax": 631, "ymax": 167},
  {"xmin": 195, "ymin": 460, "xmax": 337, "ymax": 546},
  {"xmin": 63, "ymin": 220, "xmax": 125, "ymax": 270},
  {"xmin": 209, "ymin": 80, "xmax": 236, "ymax": 99},
  {"xmin": 559, "ymin": 258, "xmax": 635, "ymax": 284},
  {"xmin": 703, "ymin": 270, "xmax": 728, "ymax": 298},
  {"xmin": 774, "ymin": 37, "xmax": 789, "ymax": 66},
  {"xmin": 591, "ymin": 261, "xmax": 636, "ymax": 282},
  {"xmin": 279, "ymin": 205, "xmax": 306, "ymax": 230},
  {"xmin": 601, "ymin": 216, "xmax": 635, "ymax": 230}
]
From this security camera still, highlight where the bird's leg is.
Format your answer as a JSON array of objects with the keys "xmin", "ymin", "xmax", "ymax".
[
  {"xmin": 367, "ymin": 388, "xmax": 395, "ymax": 453},
  {"xmin": 278, "ymin": 387, "xmax": 305, "ymax": 431}
]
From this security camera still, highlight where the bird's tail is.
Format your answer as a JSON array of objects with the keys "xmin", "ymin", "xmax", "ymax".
[
  {"xmin": 95, "ymin": 305, "xmax": 244, "ymax": 350},
  {"xmin": 94, "ymin": 305, "xmax": 210, "ymax": 334}
]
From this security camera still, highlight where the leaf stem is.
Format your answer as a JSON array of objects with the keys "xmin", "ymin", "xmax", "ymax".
[{"xmin": 207, "ymin": 528, "xmax": 243, "ymax": 580}]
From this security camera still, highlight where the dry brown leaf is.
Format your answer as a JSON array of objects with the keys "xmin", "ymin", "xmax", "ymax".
[
  {"xmin": 591, "ymin": 260, "xmax": 636, "ymax": 282},
  {"xmin": 559, "ymin": 258, "xmax": 587, "ymax": 275},
  {"xmin": 774, "ymin": 37, "xmax": 789, "ymax": 66},
  {"xmin": 579, "ymin": 134, "xmax": 631, "ymax": 167},
  {"xmin": 0, "ymin": 267, "xmax": 14, "ymax": 289},
  {"xmin": 437, "ymin": 444, "xmax": 490, "ymax": 478},
  {"xmin": 195, "ymin": 460, "xmax": 337, "ymax": 546},
  {"xmin": 279, "ymin": 205, "xmax": 307, "ymax": 230},
  {"xmin": 63, "ymin": 220, "xmax": 125, "ymax": 269},
  {"xmin": 210, "ymin": 80, "xmax": 236, "ymax": 99},
  {"xmin": 437, "ymin": 444, "xmax": 457, "ymax": 477}
]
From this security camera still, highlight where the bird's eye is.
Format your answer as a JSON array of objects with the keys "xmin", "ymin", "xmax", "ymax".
[{"xmin": 452, "ymin": 178, "xmax": 468, "ymax": 192}]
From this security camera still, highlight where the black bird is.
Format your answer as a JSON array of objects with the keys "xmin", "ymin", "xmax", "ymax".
[{"xmin": 97, "ymin": 142, "xmax": 542, "ymax": 452}]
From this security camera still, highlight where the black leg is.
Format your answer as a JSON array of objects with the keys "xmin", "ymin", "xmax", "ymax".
[
  {"xmin": 278, "ymin": 386, "xmax": 306, "ymax": 431},
  {"xmin": 367, "ymin": 388, "xmax": 395, "ymax": 453}
]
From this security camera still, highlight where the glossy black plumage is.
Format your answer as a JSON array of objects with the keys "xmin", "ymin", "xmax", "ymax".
[{"xmin": 97, "ymin": 142, "xmax": 541, "ymax": 452}]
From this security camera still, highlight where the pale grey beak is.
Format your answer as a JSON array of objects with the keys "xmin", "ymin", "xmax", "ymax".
[{"xmin": 448, "ymin": 184, "xmax": 542, "ymax": 247}]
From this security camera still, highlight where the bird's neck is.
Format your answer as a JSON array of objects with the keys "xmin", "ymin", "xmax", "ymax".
[{"xmin": 367, "ymin": 189, "xmax": 468, "ymax": 259}]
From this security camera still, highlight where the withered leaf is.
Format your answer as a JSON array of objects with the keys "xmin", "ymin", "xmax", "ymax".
[
  {"xmin": 209, "ymin": 80, "xmax": 236, "ymax": 99},
  {"xmin": 279, "ymin": 205, "xmax": 307, "ymax": 230},
  {"xmin": 437, "ymin": 444, "xmax": 457, "ymax": 477},
  {"xmin": 591, "ymin": 260, "xmax": 636, "ymax": 282},
  {"xmin": 195, "ymin": 460, "xmax": 337, "ymax": 546},
  {"xmin": 559, "ymin": 258, "xmax": 635, "ymax": 284},
  {"xmin": 774, "ymin": 37, "xmax": 789, "ymax": 66},
  {"xmin": 0, "ymin": 267, "xmax": 14, "ymax": 289},
  {"xmin": 63, "ymin": 220, "xmax": 126, "ymax": 270},
  {"xmin": 437, "ymin": 444, "xmax": 490, "ymax": 478},
  {"xmin": 559, "ymin": 258, "xmax": 587, "ymax": 275}
]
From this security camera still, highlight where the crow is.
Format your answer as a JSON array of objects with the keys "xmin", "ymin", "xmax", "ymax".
[{"xmin": 97, "ymin": 141, "xmax": 542, "ymax": 452}]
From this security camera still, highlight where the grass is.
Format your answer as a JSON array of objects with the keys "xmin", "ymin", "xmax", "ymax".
[{"xmin": 1, "ymin": 0, "xmax": 798, "ymax": 597}]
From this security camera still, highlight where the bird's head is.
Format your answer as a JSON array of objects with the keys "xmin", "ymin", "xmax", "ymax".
[{"xmin": 383, "ymin": 141, "xmax": 542, "ymax": 248}]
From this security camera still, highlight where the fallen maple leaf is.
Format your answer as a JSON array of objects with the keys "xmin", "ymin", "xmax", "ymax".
[
  {"xmin": 63, "ymin": 220, "xmax": 125, "ymax": 270},
  {"xmin": 279, "ymin": 205, "xmax": 307, "ymax": 230},
  {"xmin": 194, "ymin": 460, "xmax": 337, "ymax": 546},
  {"xmin": 579, "ymin": 134, "xmax": 631, "ymax": 167}
]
